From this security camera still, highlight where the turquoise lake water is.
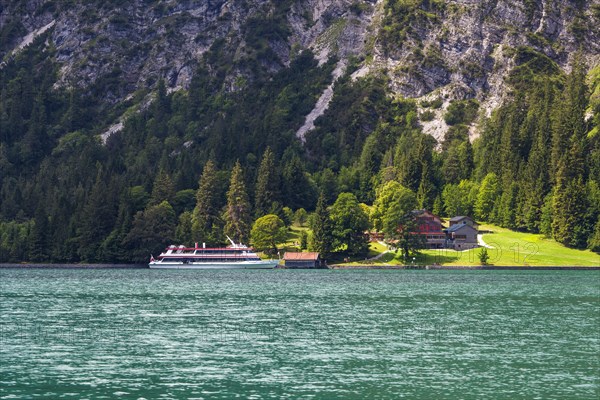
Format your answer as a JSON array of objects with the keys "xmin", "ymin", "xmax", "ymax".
[{"xmin": 0, "ymin": 269, "xmax": 599, "ymax": 399}]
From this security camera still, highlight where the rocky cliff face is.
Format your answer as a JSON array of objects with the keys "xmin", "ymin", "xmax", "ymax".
[{"xmin": 1, "ymin": 0, "xmax": 598, "ymax": 141}]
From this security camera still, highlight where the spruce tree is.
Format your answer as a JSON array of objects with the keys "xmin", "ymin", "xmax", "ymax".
[
  {"xmin": 475, "ymin": 173, "xmax": 500, "ymax": 222},
  {"xmin": 519, "ymin": 86, "xmax": 552, "ymax": 232},
  {"xmin": 124, "ymin": 201, "xmax": 177, "ymax": 262},
  {"xmin": 77, "ymin": 170, "xmax": 117, "ymax": 261},
  {"xmin": 29, "ymin": 205, "xmax": 49, "ymax": 262},
  {"xmin": 552, "ymin": 141, "xmax": 589, "ymax": 248},
  {"xmin": 21, "ymin": 93, "xmax": 48, "ymax": 164},
  {"xmin": 149, "ymin": 169, "xmax": 175, "ymax": 206},
  {"xmin": 416, "ymin": 165, "xmax": 434, "ymax": 211},
  {"xmin": 432, "ymin": 195, "xmax": 443, "ymax": 216},
  {"xmin": 175, "ymin": 211, "xmax": 194, "ymax": 245},
  {"xmin": 497, "ymin": 182, "xmax": 518, "ymax": 229},
  {"xmin": 282, "ymin": 155, "xmax": 315, "ymax": 210},
  {"xmin": 254, "ymin": 147, "xmax": 280, "ymax": 218},
  {"xmin": 224, "ymin": 161, "xmax": 252, "ymax": 244},
  {"xmin": 61, "ymin": 89, "xmax": 83, "ymax": 133},
  {"xmin": 192, "ymin": 160, "xmax": 223, "ymax": 245},
  {"xmin": 588, "ymin": 219, "xmax": 600, "ymax": 253},
  {"xmin": 551, "ymin": 57, "xmax": 587, "ymax": 182},
  {"xmin": 359, "ymin": 133, "xmax": 383, "ymax": 202},
  {"xmin": 310, "ymin": 192, "xmax": 333, "ymax": 256},
  {"xmin": 539, "ymin": 193, "xmax": 554, "ymax": 237}
]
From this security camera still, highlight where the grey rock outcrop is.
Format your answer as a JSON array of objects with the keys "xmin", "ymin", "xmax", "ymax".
[{"xmin": 1, "ymin": 0, "xmax": 598, "ymax": 142}]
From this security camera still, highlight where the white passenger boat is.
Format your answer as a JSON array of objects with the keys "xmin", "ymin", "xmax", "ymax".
[{"xmin": 149, "ymin": 237, "xmax": 279, "ymax": 269}]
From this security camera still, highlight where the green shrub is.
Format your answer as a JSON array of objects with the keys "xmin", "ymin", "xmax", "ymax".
[
  {"xmin": 420, "ymin": 110, "xmax": 435, "ymax": 121},
  {"xmin": 444, "ymin": 99, "xmax": 479, "ymax": 125}
]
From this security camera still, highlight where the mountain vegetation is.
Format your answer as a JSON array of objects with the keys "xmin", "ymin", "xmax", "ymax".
[{"xmin": 0, "ymin": 0, "xmax": 598, "ymax": 262}]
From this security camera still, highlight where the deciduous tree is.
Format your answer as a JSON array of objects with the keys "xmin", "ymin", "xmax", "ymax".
[
  {"xmin": 250, "ymin": 214, "xmax": 287, "ymax": 254},
  {"xmin": 330, "ymin": 192, "xmax": 369, "ymax": 256}
]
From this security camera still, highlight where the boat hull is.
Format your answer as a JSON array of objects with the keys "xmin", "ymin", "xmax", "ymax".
[{"xmin": 149, "ymin": 260, "xmax": 279, "ymax": 269}]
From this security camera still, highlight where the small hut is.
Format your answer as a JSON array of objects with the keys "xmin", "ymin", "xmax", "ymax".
[{"xmin": 283, "ymin": 252, "xmax": 322, "ymax": 268}]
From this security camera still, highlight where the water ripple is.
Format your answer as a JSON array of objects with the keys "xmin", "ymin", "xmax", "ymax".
[{"xmin": 1, "ymin": 269, "xmax": 599, "ymax": 399}]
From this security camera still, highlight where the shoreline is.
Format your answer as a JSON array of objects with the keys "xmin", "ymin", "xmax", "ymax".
[
  {"xmin": 0, "ymin": 263, "xmax": 147, "ymax": 269},
  {"xmin": 0, "ymin": 263, "xmax": 598, "ymax": 270},
  {"xmin": 329, "ymin": 265, "xmax": 600, "ymax": 270}
]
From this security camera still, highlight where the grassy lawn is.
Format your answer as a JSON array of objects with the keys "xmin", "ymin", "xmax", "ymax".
[
  {"xmin": 274, "ymin": 223, "xmax": 599, "ymax": 267},
  {"xmin": 418, "ymin": 224, "xmax": 600, "ymax": 267},
  {"xmin": 474, "ymin": 224, "xmax": 599, "ymax": 266},
  {"xmin": 336, "ymin": 223, "xmax": 600, "ymax": 267},
  {"xmin": 281, "ymin": 225, "xmax": 310, "ymax": 252}
]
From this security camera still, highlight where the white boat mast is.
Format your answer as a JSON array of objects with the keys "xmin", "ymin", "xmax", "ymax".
[{"xmin": 226, "ymin": 236, "xmax": 247, "ymax": 249}]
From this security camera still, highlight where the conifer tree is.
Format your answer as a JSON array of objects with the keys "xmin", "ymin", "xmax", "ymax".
[
  {"xmin": 192, "ymin": 160, "xmax": 223, "ymax": 245},
  {"xmin": 175, "ymin": 211, "xmax": 194, "ymax": 245},
  {"xmin": 21, "ymin": 93, "xmax": 48, "ymax": 164},
  {"xmin": 588, "ymin": 219, "xmax": 600, "ymax": 253},
  {"xmin": 100, "ymin": 193, "xmax": 134, "ymax": 263},
  {"xmin": 552, "ymin": 143, "xmax": 589, "ymax": 248},
  {"xmin": 442, "ymin": 144, "xmax": 464, "ymax": 185},
  {"xmin": 497, "ymin": 182, "xmax": 518, "ymax": 229},
  {"xmin": 499, "ymin": 95, "xmax": 525, "ymax": 185},
  {"xmin": 282, "ymin": 155, "xmax": 315, "ymax": 210},
  {"xmin": 224, "ymin": 161, "xmax": 252, "ymax": 244},
  {"xmin": 519, "ymin": 85, "xmax": 553, "ymax": 231},
  {"xmin": 29, "ymin": 205, "xmax": 49, "ymax": 262},
  {"xmin": 551, "ymin": 62, "xmax": 590, "ymax": 247},
  {"xmin": 551, "ymin": 57, "xmax": 587, "ymax": 182},
  {"xmin": 310, "ymin": 192, "xmax": 333, "ymax": 256},
  {"xmin": 316, "ymin": 168, "xmax": 338, "ymax": 204},
  {"xmin": 61, "ymin": 89, "xmax": 83, "ymax": 133},
  {"xmin": 432, "ymin": 195, "xmax": 443, "ymax": 216},
  {"xmin": 125, "ymin": 201, "xmax": 177, "ymax": 262},
  {"xmin": 254, "ymin": 147, "xmax": 280, "ymax": 218},
  {"xmin": 416, "ymin": 164, "xmax": 434, "ymax": 211},
  {"xmin": 149, "ymin": 169, "xmax": 175, "ymax": 206},
  {"xmin": 77, "ymin": 170, "xmax": 117, "ymax": 261},
  {"xmin": 359, "ymin": 133, "xmax": 383, "ymax": 202},
  {"xmin": 475, "ymin": 173, "xmax": 500, "ymax": 221}
]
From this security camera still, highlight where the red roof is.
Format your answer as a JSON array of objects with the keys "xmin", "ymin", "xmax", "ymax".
[{"xmin": 283, "ymin": 252, "xmax": 320, "ymax": 261}]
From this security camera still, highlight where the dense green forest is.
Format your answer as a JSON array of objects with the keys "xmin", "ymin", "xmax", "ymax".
[{"xmin": 0, "ymin": 24, "xmax": 599, "ymax": 262}]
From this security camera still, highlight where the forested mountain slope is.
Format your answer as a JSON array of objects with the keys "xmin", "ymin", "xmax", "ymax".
[{"xmin": 0, "ymin": 0, "xmax": 598, "ymax": 262}]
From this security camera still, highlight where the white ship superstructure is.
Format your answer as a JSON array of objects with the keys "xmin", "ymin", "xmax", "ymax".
[{"xmin": 149, "ymin": 237, "xmax": 279, "ymax": 269}]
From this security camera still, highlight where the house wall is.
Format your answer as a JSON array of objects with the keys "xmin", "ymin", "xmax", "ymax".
[
  {"xmin": 416, "ymin": 212, "xmax": 445, "ymax": 249},
  {"xmin": 285, "ymin": 260, "xmax": 319, "ymax": 268},
  {"xmin": 448, "ymin": 225, "xmax": 478, "ymax": 250}
]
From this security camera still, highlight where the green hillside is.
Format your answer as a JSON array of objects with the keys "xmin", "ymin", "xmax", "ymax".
[{"xmin": 0, "ymin": 1, "xmax": 598, "ymax": 263}]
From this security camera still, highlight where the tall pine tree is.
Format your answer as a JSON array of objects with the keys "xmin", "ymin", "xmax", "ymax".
[
  {"xmin": 192, "ymin": 160, "xmax": 223, "ymax": 245},
  {"xmin": 149, "ymin": 169, "xmax": 175, "ymax": 206},
  {"xmin": 254, "ymin": 147, "xmax": 280, "ymax": 218},
  {"xmin": 224, "ymin": 161, "xmax": 252, "ymax": 244},
  {"xmin": 310, "ymin": 192, "xmax": 333, "ymax": 256}
]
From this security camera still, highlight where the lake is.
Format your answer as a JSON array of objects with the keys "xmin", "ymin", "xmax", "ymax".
[{"xmin": 0, "ymin": 269, "xmax": 598, "ymax": 399}]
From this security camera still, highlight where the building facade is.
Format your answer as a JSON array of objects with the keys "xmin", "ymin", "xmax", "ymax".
[
  {"xmin": 445, "ymin": 223, "xmax": 479, "ymax": 250},
  {"xmin": 283, "ymin": 252, "xmax": 322, "ymax": 268},
  {"xmin": 413, "ymin": 210, "xmax": 446, "ymax": 249}
]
